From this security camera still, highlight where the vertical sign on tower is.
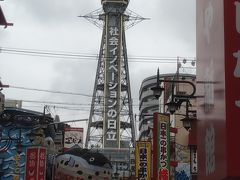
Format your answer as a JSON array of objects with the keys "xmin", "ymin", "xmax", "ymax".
[{"xmin": 104, "ymin": 10, "xmax": 123, "ymax": 148}]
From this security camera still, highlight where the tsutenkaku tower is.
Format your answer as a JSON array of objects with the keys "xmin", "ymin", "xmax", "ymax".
[{"xmin": 85, "ymin": 0, "xmax": 136, "ymax": 149}]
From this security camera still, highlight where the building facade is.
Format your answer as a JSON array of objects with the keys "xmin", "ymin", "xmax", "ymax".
[{"xmin": 139, "ymin": 73, "xmax": 196, "ymax": 139}]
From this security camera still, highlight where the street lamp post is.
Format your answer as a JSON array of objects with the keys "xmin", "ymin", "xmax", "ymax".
[
  {"xmin": 151, "ymin": 68, "xmax": 196, "ymax": 130},
  {"xmin": 179, "ymin": 100, "xmax": 197, "ymax": 131},
  {"xmin": 151, "ymin": 68, "xmax": 197, "ymax": 179}
]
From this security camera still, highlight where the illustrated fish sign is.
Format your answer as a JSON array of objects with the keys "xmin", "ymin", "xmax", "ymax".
[{"xmin": 54, "ymin": 148, "xmax": 112, "ymax": 180}]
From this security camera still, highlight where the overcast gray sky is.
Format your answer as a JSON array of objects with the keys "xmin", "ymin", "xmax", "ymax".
[{"xmin": 0, "ymin": 0, "xmax": 196, "ymax": 129}]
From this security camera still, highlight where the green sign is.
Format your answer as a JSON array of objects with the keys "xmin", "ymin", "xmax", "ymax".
[{"xmin": 157, "ymin": 113, "xmax": 170, "ymax": 180}]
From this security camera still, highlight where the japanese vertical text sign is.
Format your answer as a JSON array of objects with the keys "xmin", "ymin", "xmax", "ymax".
[
  {"xmin": 190, "ymin": 146, "xmax": 198, "ymax": 175},
  {"xmin": 38, "ymin": 148, "xmax": 47, "ymax": 180},
  {"xmin": 25, "ymin": 147, "xmax": 38, "ymax": 179},
  {"xmin": 103, "ymin": 6, "xmax": 124, "ymax": 148},
  {"xmin": 25, "ymin": 147, "xmax": 46, "ymax": 180},
  {"xmin": 135, "ymin": 141, "xmax": 152, "ymax": 180},
  {"xmin": 153, "ymin": 113, "xmax": 170, "ymax": 180}
]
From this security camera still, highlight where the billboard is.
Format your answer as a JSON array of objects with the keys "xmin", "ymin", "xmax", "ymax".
[
  {"xmin": 197, "ymin": 0, "xmax": 240, "ymax": 178},
  {"xmin": 25, "ymin": 147, "xmax": 47, "ymax": 180},
  {"xmin": 135, "ymin": 141, "xmax": 151, "ymax": 180},
  {"xmin": 153, "ymin": 113, "xmax": 170, "ymax": 180},
  {"xmin": 64, "ymin": 127, "xmax": 83, "ymax": 150}
]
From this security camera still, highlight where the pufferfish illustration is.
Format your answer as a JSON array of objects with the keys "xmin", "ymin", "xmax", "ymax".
[{"xmin": 54, "ymin": 147, "xmax": 112, "ymax": 180}]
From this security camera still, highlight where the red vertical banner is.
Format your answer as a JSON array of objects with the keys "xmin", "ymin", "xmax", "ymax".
[
  {"xmin": 152, "ymin": 113, "xmax": 170, "ymax": 180},
  {"xmin": 38, "ymin": 147, "xmax": 47, "ymax": 180},
  {"xmin": 25, "ymin": 147, "xmax": 46, "ymax": 180},
  {"xmin": 224, "ymin": 0, "xmax": 240, "ymax": 176},
  {"xmin": 25, "ymin": 147, "xmax": 39, "ymax": 180}
]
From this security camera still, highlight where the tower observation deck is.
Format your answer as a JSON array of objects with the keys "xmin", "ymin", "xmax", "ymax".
[{"xmin": 85, "ymin": 0, "xmax": 135, "ymax": 150}]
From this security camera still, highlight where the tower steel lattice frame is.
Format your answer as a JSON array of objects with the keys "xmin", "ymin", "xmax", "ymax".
[{"xmin": 85, "ymin": 0, "xmax": 136, "ymax": 149}]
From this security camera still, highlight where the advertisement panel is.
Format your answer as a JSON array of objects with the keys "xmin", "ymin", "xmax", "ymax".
[
  {"xmin": 135, "ymin": 141, "xmax": 151, "ymax": 180},
  {"xmin": 64, "ymin": 127, "xmax": 83, "ymax": 150},
  {"xmin": 25, "ymin": 147, "xmax": 46, "ymax": 180},
  {"xmin": 153, "ymin": 113, "xmax": 170, "ymax": 180},
  {"xmin": 197, "ymin": 0, "xmax": 240, "ymax": 178}
]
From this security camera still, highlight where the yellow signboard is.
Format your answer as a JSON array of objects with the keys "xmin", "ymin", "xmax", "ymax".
[{"xmin": 135, "ymin": 141, "xmax": 152, "ymax": 180}]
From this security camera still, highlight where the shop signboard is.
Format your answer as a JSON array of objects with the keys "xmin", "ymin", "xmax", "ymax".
[
  {"xmin": 153, "ymin": 113, "xmax": 170, "ymax": 180},
  {"xmin": 135, "ymin": 141, "xmax": 151, "ymax": 180},
  {"xmin": 64, "ymin": 127, "xmax": 83, "ymax": 150}
]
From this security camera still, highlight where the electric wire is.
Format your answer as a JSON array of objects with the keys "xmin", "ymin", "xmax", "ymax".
[
  {"xmin": 11, "ymin": 98, "xmax": 196, "ymax": 110},
  {"xmin": 9, "ymin": 85, "xmax": 92, "ymax": 97},
  {"xmin": 0, "ymin": 46, "xmax": 196, "ymax": 63},
  {"xmin": 7, "ymin": 85, "xmax": 140, "ymax": 100}
]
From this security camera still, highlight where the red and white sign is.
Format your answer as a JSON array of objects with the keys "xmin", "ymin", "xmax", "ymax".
[
  {"xmin": 197, "ymin": 0, "xmax": 240, "ymax": 179},
  {"xmin": 38, "ymin": 148, "xmax": 47, "ymax": 180},
  {"xmin": 25, "ymin": 147, "xmax": 46, "ymax": 180},
  {"xmin": 64, "ymin": 127, "xmax": 84, "ymax": 150}
]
